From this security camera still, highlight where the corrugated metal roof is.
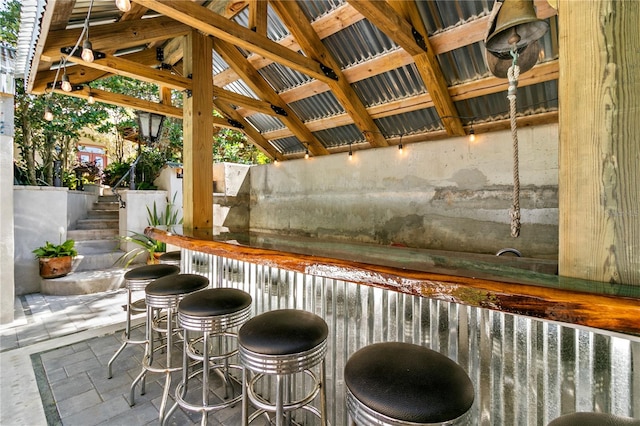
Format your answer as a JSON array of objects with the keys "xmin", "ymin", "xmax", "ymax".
[
  {"xmin": 244, "ymin": 113, "xmax": 285, "ymax": 134},
  {"xmin": 323, "ymin": 19, "xmax": 397, "ymax": 68},
  {"xmin": 374, "ymin": 108, "xmax": 444, "ymax": 138},
  {"xmin": 297, "ymin": 0, "xmax": 345, "ymax": 22},
  {"xmin": 352, "ymin": 64, "xmax": 426, "ymax": 107},
  {"xmin": 15, "ymin": 0, "xmax": 46, "ymax": 81},
  {"xmin": 288, "ymin": 91, "xmax": 344, "ymax": 122},
  {"xmin": 313, "ymin": 124, "xmax": 365, "ymax": 147},
  {"xmin": 270, "ymin": 136, "xmax": 304, "ymax": 154},
  {"xmin": 417, "ymin": 0, "xmax": 493, "ymax": 35},
  {"xmin": 257, "ymin": 62, "xmax": 312, "ymax": 93}
]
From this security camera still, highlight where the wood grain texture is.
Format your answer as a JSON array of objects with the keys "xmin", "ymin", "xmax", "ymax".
[
  {"xmin": 147, "ymin": 228, "xmax": 640, "ymax": 336},
  {"xmin": 558, "ymin": 0, "xmax": 640, "ymax": 285}
]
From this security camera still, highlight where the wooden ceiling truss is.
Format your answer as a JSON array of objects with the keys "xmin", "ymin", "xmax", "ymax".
[{"xmin": 30, "ymin": 0, "xmax": 558, "ymax": 161}]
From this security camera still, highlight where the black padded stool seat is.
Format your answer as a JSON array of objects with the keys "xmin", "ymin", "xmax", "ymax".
[
  {"xmin": 239, "ymin": 309, "xmax": 329, "ymax": 425},
  {"xmin": 158, "ymin": 251, "xmax": 181, "ymax": 265},
  {"xmin": 238, "ymin": 309, "xmax": 328, "ymax": 355},
  {"xmin": 345, "ymin": 342, "xmax": 474, "ymax": 425},
  {"xmin": 146, "ymin": 273, "xmax": 209, "ymax": 297},
  {"xmin": 179, "ymin": 288, "xmax": 252, "ymax": 317},
  {"xmin": 548, "ymin": 412, "xmax": 640, "ymax": 426},
  {"xmin": 124, "ymin": 264, "xmax": 180, "ymax": 281}
]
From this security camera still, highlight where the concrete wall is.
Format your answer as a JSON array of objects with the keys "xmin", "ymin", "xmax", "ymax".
[
  {"xmin": 67, "ymin": 191, "xmax": 97, "ymax": 230},
  {"xmin": 1, "ymin": 131, "xmax": 15, "ymax": 323},
  {"xmin": 213, "ymin": 163, "xmax": 250, "ymax": 232},
  {"xmin": 250, "ymin": 124, "xmax": 559, "ymax": 258},
  {"xmin": 13, "ymin": 187, "xmax": 70, "ymax": 295},
  {"xmin": 119, "ymin": 190, "xmax": 168, "ymax": 256}
]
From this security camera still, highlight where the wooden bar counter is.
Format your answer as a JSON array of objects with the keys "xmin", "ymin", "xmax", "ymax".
[{"xmin": 147, "ymin": 227, "xmax": 640, "ymax": 337}]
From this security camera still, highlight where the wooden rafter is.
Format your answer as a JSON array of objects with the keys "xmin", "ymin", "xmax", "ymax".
[
  {"xmin": 214, "ymin": 38, "xmax": 329, "ymax": 156},
  {"xmin": 40, "ymin": 16, "xmax": 191, "ymax": 63},
  {"xmin": 133, "ymin": 0, "xmax": 338, "ymax": 84},
  {"xmin": 347, "ymin": 0, "xmax": 465, "ymax": 136},
  {"xmin": 248, "ymin": 0, "xmax": 268, "ymax": 36},
  {"xmin": 213, "ymin": 99, "xmax": 283, "ymax": 161},
  {"xmin": 270, "ymin": 0, "xmax": 388, "ymax": 148}
]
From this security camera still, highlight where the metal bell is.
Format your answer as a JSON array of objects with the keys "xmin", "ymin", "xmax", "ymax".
[{"xmin": 485, "ymin": 0, "xmax": 548, "ymax": 56}]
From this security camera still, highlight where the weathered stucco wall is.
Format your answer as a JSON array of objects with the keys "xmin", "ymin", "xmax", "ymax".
[{"xmin": 250, "ymin": 124, "xmax": 559, "ymax": 258}]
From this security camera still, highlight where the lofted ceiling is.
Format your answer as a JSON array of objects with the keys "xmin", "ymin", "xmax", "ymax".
[{"xmin": 18, "ymin": 0, "xmax": 559, "ymax": 161}]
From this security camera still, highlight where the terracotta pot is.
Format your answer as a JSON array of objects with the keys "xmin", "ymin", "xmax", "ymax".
[{"xmin": 39, "ymin": 256, "xmax": 73, "ymax": 279}]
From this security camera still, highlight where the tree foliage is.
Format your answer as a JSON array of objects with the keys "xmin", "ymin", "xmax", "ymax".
[{"xmin": 10, "ymin": 1, "xmax": 272, "ymax": 187}]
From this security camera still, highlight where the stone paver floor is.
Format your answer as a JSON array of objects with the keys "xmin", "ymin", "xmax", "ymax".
[{"xmin": 0, "ymin": 291, "xmax": 263, "ymax": 425}]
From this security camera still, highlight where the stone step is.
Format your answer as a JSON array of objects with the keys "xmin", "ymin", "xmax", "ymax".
[
  {"xmin": 75, "ymin": 239, "xmax": 121, "ymax": 254},
  {"xmin": 74, "ymin": 251, "xmax": 128, "ymax": 272},
  {"xmin": 94, "ymin": 201, "xmax": 120, "ymax": 211},
  {"xmin": 40, "ymin": 267, "xmax": 127, "ymax": 296},
  {"xmin": 75, "ymin": 218, "xmax": 119, "ymax": 230},
  {"xmin": 68, "ymin": 229, "xmax": 119, "ymax": 241},
  {"xmin": 87, "ymin": 209, "xmax": 119, "ymax": 219}
]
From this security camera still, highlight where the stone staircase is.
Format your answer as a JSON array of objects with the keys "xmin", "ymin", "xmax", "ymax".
[{"xmin": 41, "ymin": 193, "xmax": 128, "ymax": 295}]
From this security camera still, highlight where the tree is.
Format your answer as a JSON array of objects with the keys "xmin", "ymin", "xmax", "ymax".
[{"xmin": 0, "ymin": 0, "xmax": 20, "ymax": 46}]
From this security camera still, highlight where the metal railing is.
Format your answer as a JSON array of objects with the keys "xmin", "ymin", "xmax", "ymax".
[{"xmin": 111, "ymin": 155, "xmax": 142, "ymax": 208}]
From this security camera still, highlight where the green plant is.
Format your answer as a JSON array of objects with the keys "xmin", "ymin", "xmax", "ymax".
[
  {"xmin": 115, "ymin": 194, "xmax": 183, "ymax": 266},
  {"xmin": 33, "ymin": 239, "xmax": 78, "ymax": 258},
  {"xmin": 114, "ymin": 231, "xmax": 159, "ymax": 267}
]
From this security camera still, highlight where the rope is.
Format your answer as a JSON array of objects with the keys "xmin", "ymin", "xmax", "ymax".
[{"xmin": 507, "ymin": 54, "xmax": 521, "ymax": 238}]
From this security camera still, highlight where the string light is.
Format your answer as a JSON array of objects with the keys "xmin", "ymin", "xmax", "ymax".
[
  {"xmin": 81, "ymin": 39, "xmax": 94, "ymax": 63},
  {"xmin": 469, "ymin": 126, "xmax": 476, "ymax": 142},
  {"xmin": 348, "ymin": 143, "xmax": 353, "ymax": 160},
  {"xmin": 398, "ymin": 135, "xmax": 403, "ymax": 153},
  {"xmin": 88, "ymin": 92, "xmax": 95, "ymax": 104},
  {"xmin": 304, "ymin": 143, "xmax": 310, "ymax": 159},
  {"xmin": 44, "ymin": 106, "xmax": 54, "ymax": 121},
  {"xmin": 61, "ymin": 71, "xmax": 72, "ymax": 92},
  {"xmin": 115, "ymin": 0, "xmax": 131, "ymax": 12}
]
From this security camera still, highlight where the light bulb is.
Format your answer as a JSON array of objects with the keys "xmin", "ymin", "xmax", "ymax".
[
  {"xmin": 304, "ymin": 151, "xmax": 309, "ymax": 160},
  {"xmin": 61, "ymin": 74, "xmax": 72, "ymax": 92},
  {"xmin": 469, "ymin": 128, "xmax": 475, "ymax": 142},
  {"xmin": 348, "ymin": 146, "xmax": 353, "ymax": 160},
  {"xmin": 115, "ymin": 0, "xmax": 131, "ymax": 12},
  {"xmin": 88, "ymin": 93, "xmax": 95, "ymax": 104},
  {"xmin": 81, "ymin": 39, "xmax": 94, "ymax": 62},
  {"xmin": 44, "ymin": 106, "xmax": 54, "ymax": 121},
  {"xmin": 398, "ymin": 143, "xmax": 403, "ymax": 154}
]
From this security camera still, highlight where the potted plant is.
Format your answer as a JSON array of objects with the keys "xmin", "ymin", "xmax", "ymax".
[{"xmin": 33, "ymin": 239, "xmax": 78, "ymax": 278}]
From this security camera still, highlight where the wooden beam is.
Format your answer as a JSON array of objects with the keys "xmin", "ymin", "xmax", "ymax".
[
  {"xmin": 50, "ymin": 87, "xmax": 183, "ymax": 118},
  {"xmin": 347, "ymin": 0, "xmax": 465, "ymax": 136},
  {"xmin": 182, "ymin": 30, "xmax": 214, "ymax": 230},
  {"xmin": 214, "ymin": 38, "xmax": 329, "ymax": 156},
  {"xmin": 32, "ymin": 48, "xmax": 160, "ymax": 94},
  {"xmin": 133, "ymin": 0, "xmax": 336, "ymax": 83},
  {"xmin": 270, "ymin": 0, "xmax": 388, "ymax": 148},
  {"xmin": 40, "ymin": 16, "xmax": 191, "ymax": 62},
  {"xmin": 213, "ymin": 99, "xmax": 283, "ymax": 161},
  {"xmin": 61, "ymin": 52, "xmax": 192, "ymax": 91},
  {"xmin": 248, "ymin": 0, "xmax": 268, "ymax": 36},
  {"xmin": 214, "ymin": 87, "xmax": 279, "ymax": 116},
  {"xmin": 558, "ymin": 0, "xmax": 640, "ymax": 285}
]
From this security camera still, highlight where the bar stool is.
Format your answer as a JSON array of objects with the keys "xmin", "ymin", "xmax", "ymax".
[
  {"xmin": 163, "ymin": 288, "xmax": 252, "ymax": 425},
  {"xmin": 107, "ymin": 263, "xmax": 180, "ymax": 379},
  {"xmin": 344, "ymin": 342, "xmax": 475, "ymax": 425},
  {"xmin": 548, "ymin": 412, "xmax": 640, "ymax": 425},
  {"xmin": 158, "ymin": 250, "xmax": 181, "ymax": 266},
  {"xmin": 129, "ymin": 273, "xmax": 209, "ymax": 423},
  {"xmin": 239, "ymin": 309, "xmax": 328, "ymax": 426}
]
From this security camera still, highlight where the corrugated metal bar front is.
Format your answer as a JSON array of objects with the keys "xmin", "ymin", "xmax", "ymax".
[{"xmin": 180, "ymin": 248, "xmax": 639, "ymax": 425}]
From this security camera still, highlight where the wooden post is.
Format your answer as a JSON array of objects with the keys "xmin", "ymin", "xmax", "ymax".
[
  {"xmin": 558, "ymin": 0, "xmax": 640, "ymax": 285},
  {"xmin": 182, "ymin": 30, "xmax": 214, "ymax": 230}
]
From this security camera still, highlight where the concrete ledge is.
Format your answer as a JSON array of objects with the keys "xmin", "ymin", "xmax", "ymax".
[{"xmin": 40, "ymin": 268, "xmax": 126, "ymax": 296}]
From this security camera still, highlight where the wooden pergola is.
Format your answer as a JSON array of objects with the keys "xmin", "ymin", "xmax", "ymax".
[{"xmin": 20, "ymin": 0, "xmax": 640, "ymax": 286}]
